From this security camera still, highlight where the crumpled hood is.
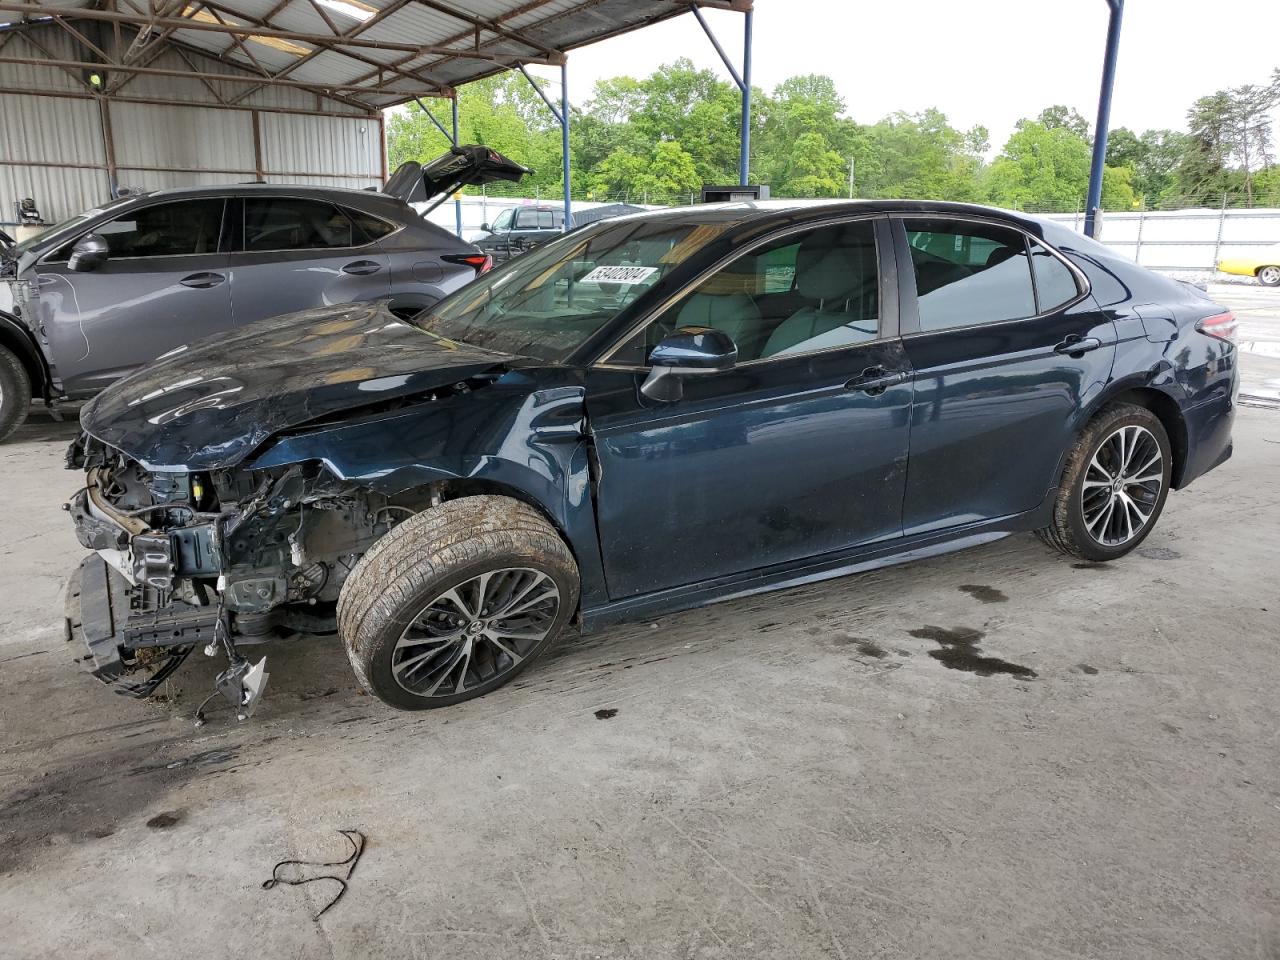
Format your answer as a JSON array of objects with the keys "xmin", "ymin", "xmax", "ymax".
[{"xmin": 80, "ymin": 300, "xmax": 514, "ymax": 471}]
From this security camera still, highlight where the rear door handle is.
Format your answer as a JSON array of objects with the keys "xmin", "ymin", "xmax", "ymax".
[
  {"xmin": 342, "ymin": 260, "xmax": 383, "ymax": 276},
  {"xmin": 1054, "ymin": 335, "xmax": 1103, "ymax": 356},
  {"xmin": 844, "ymin": 366, "xmax": 909, "ymax": 396},
  {"xmin": 179, "ymin": 272, "xmax": 226, "ymax": 289}
]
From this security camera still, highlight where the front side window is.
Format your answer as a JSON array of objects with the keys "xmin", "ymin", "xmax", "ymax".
[
  {"xmin": 904, "ymin": 219, "xmax": 1037, "ymax": 331},
  {"xmin": 613, "ymin": 219, "xmax": 880, "ymax": 365},
  {"xmin": 95, "ymin": 199, "xmax": 224, "ymax": 258},
  {"xmin": 490, "ymin": 209, "xmax": 514, "ymax": 231},
  {"xmin": 409, "ymin": 217, "xmax": 729, "ymax": 363},
  {"xmin": 243, "ymin": 197, "xmax": 357, "ymax": 252}
]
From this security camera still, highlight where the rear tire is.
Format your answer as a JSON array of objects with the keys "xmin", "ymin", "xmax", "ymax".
[
  {"xmin": 1037, "ymin": 403, "xmax": 1172, "ymax": 562},
  {"xmin": 338, "ymin": 495, "xmax": 579, "ymax": 710},
  {"xmin": 1257, "ymin": 265, "xmax": 1280, "ymax": 287},
  {"xmin": 0, "ymin": 346, "xmax": 32, "ymax": 443}
]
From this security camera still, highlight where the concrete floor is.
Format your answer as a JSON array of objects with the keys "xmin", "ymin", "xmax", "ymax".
[{"xmin": 2, "ymin": 287, "xmax": 1279, "ymax": 959}]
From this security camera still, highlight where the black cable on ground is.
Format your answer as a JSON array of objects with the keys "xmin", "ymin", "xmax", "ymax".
[{"xmin": 262, "ymin": 829, "xmax": 366, "ymax": 920}]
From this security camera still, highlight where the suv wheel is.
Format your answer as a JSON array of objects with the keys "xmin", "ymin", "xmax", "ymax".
[
  {"xmin": 0, "ymin": 346, "xmax": 32, "ymax": 443},
  {"xmin": 1038, "ymin": 403, "xmax": 1172, "ymax": 562},
  {"xmin": 338, "ymin": 495, "xmax": 579, "ymax": 710}
]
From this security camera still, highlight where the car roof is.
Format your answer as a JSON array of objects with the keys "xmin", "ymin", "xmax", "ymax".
[
  {"xmin": 594, "ymin": 197, "xmax": 1057, "ymax": 234},
  {"xmin": 120, "ymin": 182, "xmax": 389, "ymax": 202}
]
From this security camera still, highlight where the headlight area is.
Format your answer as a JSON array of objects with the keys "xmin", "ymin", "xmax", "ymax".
[{"xmin": 66, "ymin": 439, "xmax": 421, "ymax": 716}]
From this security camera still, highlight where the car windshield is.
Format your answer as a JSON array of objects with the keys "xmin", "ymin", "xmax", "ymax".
[{"xmin": 408, "ymin": 217, "xmax": 724, "ymax": 362}]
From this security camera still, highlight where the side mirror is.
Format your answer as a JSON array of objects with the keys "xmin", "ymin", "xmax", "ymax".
[
  {"xmin": 479, "ymin": 222, "xmax": 491, "ymax": 232},
  {"xmin": 68, "ymin": 233, "xmax": 109, "ymax": 272},
  {"xmin": 640, "ymin": 326, "xmax": 737, "ymax": 402}
]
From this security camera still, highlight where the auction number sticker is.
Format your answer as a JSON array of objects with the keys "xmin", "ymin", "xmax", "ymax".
[{"xmin": 580, "ymin": 265, "xmax": 659, "ymax": 284}]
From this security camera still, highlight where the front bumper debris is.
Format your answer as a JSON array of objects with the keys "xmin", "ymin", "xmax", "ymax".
[{"xmin": 66, "ymin": 555, "xmax": 216, "ymax": 697}]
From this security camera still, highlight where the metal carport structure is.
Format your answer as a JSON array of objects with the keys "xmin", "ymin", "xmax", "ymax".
[{"xmin": 0, "ymin": 0, "xmax": 1123, "ymax": 236}]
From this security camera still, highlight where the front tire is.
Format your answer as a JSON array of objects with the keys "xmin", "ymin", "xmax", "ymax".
[
  {"xmin": 0, "ymin": 346, "xmax": 32, "ymax": 443},
  {"xmin": 1257, "ymin": 265, "xmax": 1280, "ymax": 287},
  {"xmin": 338, "ymin": 495, "xmax": 579, "ymax": 710},
  {"xmin": 1038, "ymin": 403, "xmax": 1172, "ymax": 562}
]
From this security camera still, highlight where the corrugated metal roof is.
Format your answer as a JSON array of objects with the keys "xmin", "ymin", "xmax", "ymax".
[{"xmin": 0, "ymin": 0, "xmax": 737, "ymax": 112}]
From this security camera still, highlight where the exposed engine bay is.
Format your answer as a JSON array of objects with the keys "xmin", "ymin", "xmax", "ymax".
[{"xmin": 64, "ymin": 433, "xmax": 438, "ymax": 720}]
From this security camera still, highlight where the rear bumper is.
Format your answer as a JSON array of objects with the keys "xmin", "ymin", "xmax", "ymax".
[{"xmin": 1178, "ymin": 389, "xmax": 1235, "ymax": 488}]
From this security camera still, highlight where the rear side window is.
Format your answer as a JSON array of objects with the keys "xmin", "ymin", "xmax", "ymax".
[
  {"xmin": 1030, "ymin": 243, "xmax": 1081, "ymax": 312},
  {"xmin": 243, "ymin": 197, "xmax": 356, "ymax": 252},
  {"xmin": 904, "ymin": 219, "xmax": 1036, "ymax": 331},
  {"xmin": 515, "ymin": 209, "xmax": 554, "ymax": 229},
  {"xmin": 95, "ymin": 199, "xmax": 224, "ymax": 258},
  {"xmin": 343, "ymin": 206, "xmax": 396, "ymax": 243}
]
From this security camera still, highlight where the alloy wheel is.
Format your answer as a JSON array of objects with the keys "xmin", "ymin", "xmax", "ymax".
[
  {"xmin": 391, "ymin": 568, "xmax": 560, "ymax": 698},
  {"xmin": 1259, "ymin": 265, "xmax": 1280, "ymax": 286},
  {"xmin": 1080, "ymin": 424, "xmax": 1164, "ymax": 547}
]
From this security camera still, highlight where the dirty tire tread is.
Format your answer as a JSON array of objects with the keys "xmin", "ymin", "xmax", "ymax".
[
  {"xmin": 337, "ymin": 495, "xmax": 578, "ymax": 710},
  {"xmin": 0, "ymin": 345, "xmax": 32, "ymax": 443},
  {"xmin": 1037, "ymin": 402, "xmax": 1171, "ymax": 562}
]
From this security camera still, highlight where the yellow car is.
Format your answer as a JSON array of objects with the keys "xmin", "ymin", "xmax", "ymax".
[{"xmin": 1218, "ymin": 243, "xmax": 1280, "ymax": 286}]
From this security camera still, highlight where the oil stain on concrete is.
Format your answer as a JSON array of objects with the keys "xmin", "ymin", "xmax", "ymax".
[
  {"xmin": 958, "ymin": 584, "xmax": 1008, "ymax": 603},
  {"xmin": 909, "ymin": 626, "xmax": 1037, "ymax": 678}
]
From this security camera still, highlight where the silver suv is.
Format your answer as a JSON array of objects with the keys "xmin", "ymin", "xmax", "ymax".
[{"xmin": 0, "ymin": 145, "xmax": 530, "ymax": 441}]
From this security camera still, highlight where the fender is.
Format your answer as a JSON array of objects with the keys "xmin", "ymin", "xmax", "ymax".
[
  {"xmin": 249, "ymin": 373, "xmax": 611, "ymax": 608},
  {"xmin": 0, "ymin": 308, "xmax": 51, "ymax": 400}
]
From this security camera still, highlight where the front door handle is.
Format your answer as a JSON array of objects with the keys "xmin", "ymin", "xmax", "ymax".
[
  {"xmin": 179, "ymin": 271, "xmax": 226, "ymax": 289},
  {"xmin": 342, "ymin": 260, "xmax": 383, "ymax": 276},
  {"xmin": 1054, "ymin": 335, "xmax": 1103, "ymax": 356},
  {"xmin": 844, "ymin": 366, "xmax": 909, "ymax": 396}
]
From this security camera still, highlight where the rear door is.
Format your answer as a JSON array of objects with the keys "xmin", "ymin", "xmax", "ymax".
[
  {"xmin": 33, "ymin": 197, "xmax": 230, "ymax": 396},
  {"xmin": 893, "ymin": 216, "xmax": 1116, "ymax": 535},
  {"xmin": 227, "ymin": 195, "xmax": 389, "ymax": 325}
]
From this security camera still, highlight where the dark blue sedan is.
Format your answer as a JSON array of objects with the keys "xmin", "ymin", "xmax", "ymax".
[{"xmin": 66, "ymin": 200, "xmax": 1237, "ymax": 714}]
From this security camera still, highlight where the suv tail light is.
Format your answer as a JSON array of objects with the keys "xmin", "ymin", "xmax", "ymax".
[
  {"xmin": 1195, "ymin": 310, "xmax": 1237, "ymax": 343},
  {"xmin": 443, "ymin": 253, "xmax": 494, "ymax": 276}
]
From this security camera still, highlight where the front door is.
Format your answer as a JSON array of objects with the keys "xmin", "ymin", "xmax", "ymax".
[
  {"xmin": 892, "ymin": 216, "xmax": 1117, "ymax": 535},
  {"xmin": 34, "ymin": 197, "xmax": 230, "ymax": 396},
  {"xmin": 227, "ymin": 196, "xmax": 389, "ymax": 325},
  {"xmin": 586, "ymin": 217, "xmax": 914, "ymax": 600}
]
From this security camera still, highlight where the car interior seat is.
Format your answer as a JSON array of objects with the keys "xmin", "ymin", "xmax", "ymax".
[
  {"xmin": 761, "ymin": 228, "xmax": 879, "ymax": 357},
  {"xmin": 676, "ymin": 292, "xmax": 764, "ymax": 359}
]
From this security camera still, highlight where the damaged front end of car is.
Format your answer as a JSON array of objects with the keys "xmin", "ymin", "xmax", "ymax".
[{"xmin": 64, "ymin": 432, "xmax": 429, "ymax": 719}]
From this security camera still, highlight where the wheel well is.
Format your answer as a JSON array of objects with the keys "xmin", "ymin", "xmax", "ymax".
[
  {"xmin": 396, "ymin": 477, "xmax": 574, "ymax": 550},
  {"xmin": 0, "ymin": 323, "xmax": 47, "ymax": 399},
  {"xmin": 1105, "ymin": 388, "xmax": 1189, "ymax": 487}
]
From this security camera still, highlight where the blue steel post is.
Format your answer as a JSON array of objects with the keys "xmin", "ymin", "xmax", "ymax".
[
  {"xmin": 561, "ymin": 61, "xmax": 571, "ymax": 230},
  {"xmin": 739, "ymin": 9, "xmax": 752, "ymax": 186},
  {"xmin": 1084, "ymin": 0, "xmax": 1123, "ymax": 238},
  {"xmin": 451, "ymin": 95, "xmax": 462, "ymax": 239}
]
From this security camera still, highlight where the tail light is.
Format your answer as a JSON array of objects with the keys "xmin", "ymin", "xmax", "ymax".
[
  {"xmin": 443, "ymin": 253, "xmax": 494, "ymax": 276},
  {"xmin": 1195, "ymin": 310, "xmax": 1237, "ymax": 343}
]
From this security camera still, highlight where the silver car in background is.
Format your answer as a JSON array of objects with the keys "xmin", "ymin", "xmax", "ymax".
[{"xmin": 0, "ymin": 145, "xmax": 531, "ymax": 441}]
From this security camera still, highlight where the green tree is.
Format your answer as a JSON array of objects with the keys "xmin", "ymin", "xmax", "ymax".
[
  {"xmin": 1037, "ymin": 105, "xmax": 1091, "ymax": 139},
  {"xmin": 858, "ymin": 110, "xmax": 983, "ymax": 201},
  {"xmin": 589, "ymin": 139, "xmax": 701, "ymax": 202}
]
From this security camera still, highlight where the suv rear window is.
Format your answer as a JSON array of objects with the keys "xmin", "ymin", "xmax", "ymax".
[
  {"xmin": 243, "ymin": 197, "xmax": 356, "ymax": 252},
  {"xmin": 343, "ymin": 207, "xmax": 397, "ymax": 243}
]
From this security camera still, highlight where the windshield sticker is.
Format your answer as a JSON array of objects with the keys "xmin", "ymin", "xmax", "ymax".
[{"xmin": 580, "ymin": 265, "xmax": 659, "ymax": 285}]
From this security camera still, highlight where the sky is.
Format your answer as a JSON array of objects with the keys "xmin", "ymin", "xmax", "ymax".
[{"xmin": 521, "ymin": 0, "xmax": 1280, "ymax": 154}]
